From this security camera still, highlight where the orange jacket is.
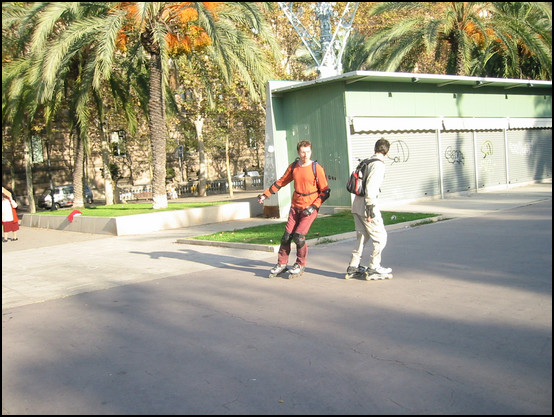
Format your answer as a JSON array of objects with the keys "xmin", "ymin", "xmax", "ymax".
[{"xmin": 263, "ymin": 161, "xmax": 330, "ymax": 210}]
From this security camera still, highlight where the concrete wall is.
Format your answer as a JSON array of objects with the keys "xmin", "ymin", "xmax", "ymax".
[{"xmin": 22, "ymin": 201, "xmax": 259, "ymax": 236}]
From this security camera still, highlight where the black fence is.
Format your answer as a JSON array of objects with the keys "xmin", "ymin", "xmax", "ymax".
[{"xmin": 117, "ymin": 176, "xmax": 263, "ymax": 202}]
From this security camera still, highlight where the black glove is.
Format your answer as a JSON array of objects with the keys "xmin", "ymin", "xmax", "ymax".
[
  {"xmin": 366, "ymin": 204, "xmax": 375, "ymax": 219},
  {"xmin": 302, "ymin": 205, "xmax": 318, "ymax": 216}
]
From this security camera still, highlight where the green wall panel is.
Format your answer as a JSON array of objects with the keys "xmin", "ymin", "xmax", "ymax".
[
  {"xmin": 279, "ymin": 83, "xmax": 349, "ymax": 207},
  {"xmin": 345, "ymin": 84, "xmax": 551, "ymax": 118}
]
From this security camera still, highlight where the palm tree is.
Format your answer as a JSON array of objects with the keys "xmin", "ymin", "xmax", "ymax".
[
  {"xmin": 2, "ymin": 58, "xmax": 38, "ymax": 212},
  {"xmin": 172, "ymin": 4, "xmax": 278, "ymax": 196},
  {"xmin": 480, "ymin": 2, "xmax": 552, "ymax": 79},
  {"xmin": 3, "ymin": 2, "xmax": 120, "ymax": 208},
  {"xmin": 341, "ymin": 30, "xmax": 372, "ymax": 73},
  {"xmin": 365, "ymin": 2, "xmax": 492, "ymax": 76},
  {"xmin": 2, "ymin": 3, "xmax": 44, "ymax": 212},
  {"xmin": 365, "ymin": 2, "xmax": 551, "ymax": 79},
  {"xmin": 4, "ymin": 2, "xmax": 279, "ymax": 208}
]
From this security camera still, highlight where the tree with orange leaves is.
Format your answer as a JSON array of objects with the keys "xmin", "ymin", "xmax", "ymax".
[
  {"xmin": 363, "ymin": 2, "xmax": 551, "ymax": 79},
  {"xmin": 111, "ymin": 2, "xmax": 279, "ymax": 204},
  {"xmin": 9, "ymin": 2, "xmax": 279, "ymax": 208}
]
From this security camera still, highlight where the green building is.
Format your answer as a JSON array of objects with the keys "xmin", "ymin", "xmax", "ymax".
[{"xmin": 263, "ymin": 70, "xmax": 552, "ymax": 218}]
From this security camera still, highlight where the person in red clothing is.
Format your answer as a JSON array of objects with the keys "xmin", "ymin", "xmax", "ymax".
[
  {"xmin": 2, "ymin": 186, "xmax": 19, "ymax": 242},
  {"xmin": 258, "ymin": 140, "xmax": 330, "ymax": 278}
]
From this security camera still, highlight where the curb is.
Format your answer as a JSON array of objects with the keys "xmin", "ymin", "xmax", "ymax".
[{"xmin": 175, "ymin": 215, "xmax": 447, "ymax": 252}]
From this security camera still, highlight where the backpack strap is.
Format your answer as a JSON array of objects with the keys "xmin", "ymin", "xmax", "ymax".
[
  {"xmin": 312, "ymin": 161, "xmax": 318, "ymax": 185},
  {"xmin": 291, "ymin": 159, "xmax": 298, "ymax": 170},
  {"xmin": 359, "ymin": 157, "xmax": 383, "ymax": 166},
  {"xmin": 356, "ymin": 158, "xmax": 384, "ymax": 173}
]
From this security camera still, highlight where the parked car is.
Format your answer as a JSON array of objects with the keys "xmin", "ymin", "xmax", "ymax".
[
  {"xmin": 233, "ymin": 170, "xmax": 261, "ymax": 179},
  {"xmin": 38, "ymin": 184, "xmax": 93, "ymax": 209}
]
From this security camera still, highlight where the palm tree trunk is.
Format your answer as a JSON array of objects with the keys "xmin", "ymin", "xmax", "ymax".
[
  {"xmin": 23, "ymin": 127, "xmax": 36, "ymax": 213},
  {"xmin": 452, "ymin": 33, "xmax": 466, "ymax": 76},
  {"xmin": 194, "ymin": 115, "xmax": 207, "ymax": 197},
  {"xmin": 456, "ymin": 49, "xmax": 465, "ymax": 76},
  {"xmin": 72, "ymin": 129, "xmax": 85, "ymax": 208},
  {"xmin": 225, "ymin": 135, "xmax": 233, "ymax": 198},
  {"xmin": 101, "ymin": 132, "xmax": 114, "ymax": 206},
  {"xmin": 98, "ymin": 118, "xmax": 114, "ymax": 205},
  {"xmin": 148, "ymin": 52, "xmax": 168, "ymax": 209}
]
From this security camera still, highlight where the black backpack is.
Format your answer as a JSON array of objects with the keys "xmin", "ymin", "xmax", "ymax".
[{"xmin": 346, "ymin": 158, "xmax": 383, "ymax": 196}]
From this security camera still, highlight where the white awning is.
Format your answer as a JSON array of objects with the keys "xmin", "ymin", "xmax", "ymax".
[
  {"xmin": 350, "ymin": 117, "xmax": 442, "ymax": 132},
  {"xmin": 442, "ymin": 118, "xmax": 508, "ymax": 130},
  {"xmin": 508, "ymin": 118, "xmax": 552, "ymax": 129},
  {"xmin": 350, "ymin": 117, "xmax": 552, "ymax": 133}
]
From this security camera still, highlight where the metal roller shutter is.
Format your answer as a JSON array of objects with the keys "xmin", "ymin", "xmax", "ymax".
[
  {"xmin": 507, "ymin": 129, "xmax": 553, "ymax": 183},
  {"xmin": 475, "ymin": 131, "xmax": 507, "ymax": 188},
  {"xmin": 440, "ymin": 131, "xmax": 476, "ymax": 193},
  {"xmin": 350, "ymin": 131, "xmax": 440, "ymax": 202}
]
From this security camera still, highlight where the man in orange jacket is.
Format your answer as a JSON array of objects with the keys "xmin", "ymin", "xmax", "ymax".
[{"xmin": 258, "ymin": 140, "xmax": 330, "ymax": 278}]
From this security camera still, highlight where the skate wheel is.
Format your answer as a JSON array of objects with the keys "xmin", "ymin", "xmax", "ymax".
[
  {"xmin": 345, "ymin": 273, "xmax": 361, "ymax": 280},
  {"xmin": 269, "ymin": 267, "xmax": 289, "ymax": 278},
  {"xmin": 365, "ymin": 273, "xmax": 393, "ymax": 281}
]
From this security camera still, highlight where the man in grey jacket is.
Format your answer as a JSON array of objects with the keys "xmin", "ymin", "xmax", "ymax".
[{"xmin": 345, "ymin": 138, "xmax": 392, "ymax": 280}]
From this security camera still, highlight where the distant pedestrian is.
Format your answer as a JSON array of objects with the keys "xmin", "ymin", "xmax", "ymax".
[
  {"xmin": 258, "ymin": 140, "xmax": 330, "ymax": 278},
  {"xmin": 2, "ymin": 187, "xmax": 19, "ymax": 242},
  {"xmin": 345, "ymin": 138, "xmax": 392, "ymax": 280},
  {"xmin": 167, "ymin": 183, "xmax": 178, "ymax": 200}
]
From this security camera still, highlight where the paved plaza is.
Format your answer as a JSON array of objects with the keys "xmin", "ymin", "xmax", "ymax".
[{"xmin": 2, "ymin": 182, "xmax": 552, "ymax": 415}]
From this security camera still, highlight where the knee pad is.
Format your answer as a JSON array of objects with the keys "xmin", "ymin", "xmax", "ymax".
[
  {"xmin": 281, "ymin": 232, "xmax": 292, "ymax": 246},
  {"xmin": 292, "ymin": 233, "xmax": 306, "ymax": 249}
]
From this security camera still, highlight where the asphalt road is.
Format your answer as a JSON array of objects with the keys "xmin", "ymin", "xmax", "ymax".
[{"xmin": 2, "ymin": 182, "xmax": 552, "ymax": 415}]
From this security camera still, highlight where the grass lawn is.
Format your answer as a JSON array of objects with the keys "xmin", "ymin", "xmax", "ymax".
[
  {"xmin": 34, "ymin": 203, "xmax": 439, "ymax": 244},
  {"xmin": 33, "ymin": 201, "xmax": 229, "ymax": 217},
  {"xmin": 193, "ymin": 210, "xmax": 440, "ymax": 245}
]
